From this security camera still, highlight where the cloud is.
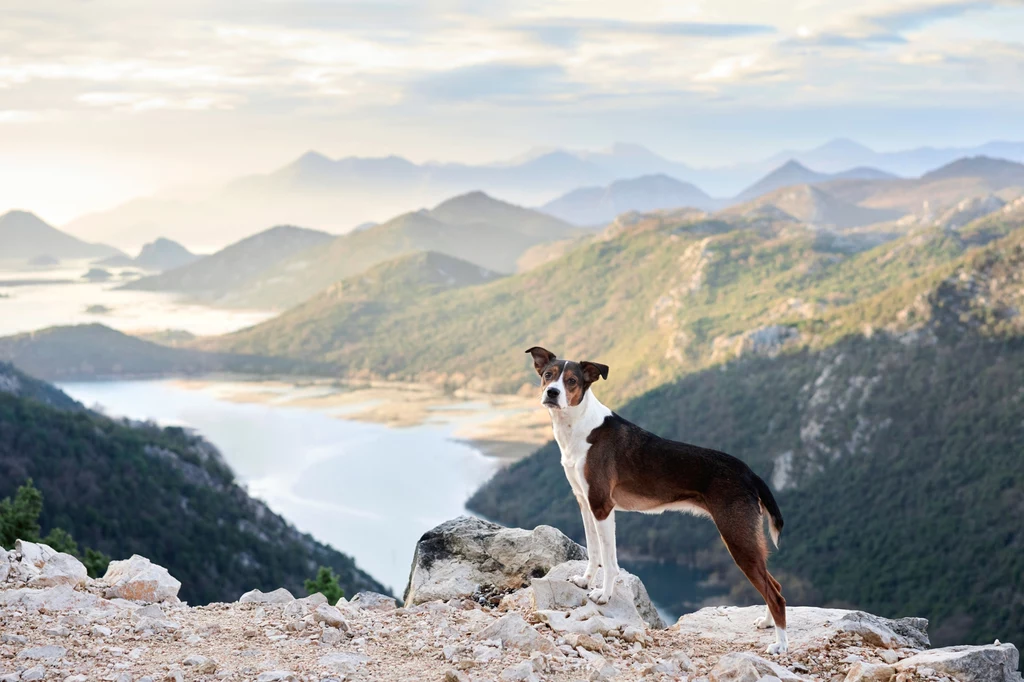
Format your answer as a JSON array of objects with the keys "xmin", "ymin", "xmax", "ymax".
[
  {"xmin": 411, "ymin": 63, "xmax": 575, "ymax": 102},
  {"xmin": 516, "ymin": 17, "xmax": 776, "ymax": 47}
]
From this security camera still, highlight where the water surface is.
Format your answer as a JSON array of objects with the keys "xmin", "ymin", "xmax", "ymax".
[{"xmin": 59, "ymin": 379, "xmax": 498, "ymax": 595}]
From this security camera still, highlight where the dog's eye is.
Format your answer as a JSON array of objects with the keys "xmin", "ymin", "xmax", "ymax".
[
  {"xmin": 566, "ymin": 378, "xmax": 576, "ymax": 386},
  {"xmin": 543, "ymin": 372, "xmax": 551, "ymax": 380}
]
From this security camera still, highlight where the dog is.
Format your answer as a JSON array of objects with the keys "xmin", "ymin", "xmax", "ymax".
[{"xmin": 526, "ymin": 346, "xmax": 789, "ymax": 655}]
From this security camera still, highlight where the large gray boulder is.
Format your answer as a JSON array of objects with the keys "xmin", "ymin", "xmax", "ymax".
[
  {"xmin": 896, "ymin": 643, "xmax": 1021, "ymax": 682},
  {"xmin": 404, "ymin": 516, "xmax": 586, "ymax": 606},
  {"xmin": 532, "ymin": 560, "xmax": 665, "ymax": 632},
  {"xmin": 0, "ymin": 547, "xmax": 9, "ymax": 582}
]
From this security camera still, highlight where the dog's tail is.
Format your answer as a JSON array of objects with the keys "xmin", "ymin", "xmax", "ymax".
[{"xmin": 753, "ymin": 475, "xmax": 784, "ymax": 548}]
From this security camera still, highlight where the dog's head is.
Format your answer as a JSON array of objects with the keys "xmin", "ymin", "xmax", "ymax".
[{"xmin": 525, "ymin": 347, "xmax": 609, "ymax": 410}]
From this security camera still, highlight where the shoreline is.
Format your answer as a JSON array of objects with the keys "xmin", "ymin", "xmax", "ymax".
[{"xmin": 166, "ymin": 374, "xmax": 550, "ymax": 464}]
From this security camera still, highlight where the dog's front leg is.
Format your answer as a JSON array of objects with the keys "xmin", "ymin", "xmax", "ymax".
[
  {"xmin": 589, "ymin": 509, "xmax": 620, "ymax": 605},
  {"xmin": 571, "ymin": 495, "xmax": 601, "ymax": 589}
]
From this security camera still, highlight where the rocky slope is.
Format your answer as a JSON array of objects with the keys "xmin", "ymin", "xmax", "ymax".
[
  {"xmin": 0, "ymin": 367, "xmax": 384, "ymax": 603},
  {"xmin": 1, "ymin": 519, "xmax": 1019, "ymax": 682}
]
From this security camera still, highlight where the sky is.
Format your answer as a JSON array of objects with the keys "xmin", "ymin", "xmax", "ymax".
[{"xmin": 1, "ymin": 0, "xmax": 1023, "ymax": 224}]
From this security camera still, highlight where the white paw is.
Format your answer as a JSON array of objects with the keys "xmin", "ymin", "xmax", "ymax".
[
  {"xmin": 588, "ymin": 587, "xmax": 610, "ymax": 605},
  {"xmin": 765, "ymin": 642, "xmax": 788, "ymax": 656},
  {"xmin": 754, "ymin": 616, "xmax": 775, "ymax": 629},
  {"xmin": 569, "ymin": 574, "xmax": 594, "ymax": 589}
]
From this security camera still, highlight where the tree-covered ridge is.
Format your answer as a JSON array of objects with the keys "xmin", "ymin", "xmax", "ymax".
[
  {"xmin": 0, "ymin": 378, "xmax": 386, "ymax": 604},
  {"xmin": 468, "ymin": 227, "xmax": 1024, "ymax": 648}
]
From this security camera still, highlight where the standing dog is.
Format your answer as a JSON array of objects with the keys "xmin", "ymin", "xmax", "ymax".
[{"xmin": 526, "ymin": 346, "xmax": 789, "ymax": 654}]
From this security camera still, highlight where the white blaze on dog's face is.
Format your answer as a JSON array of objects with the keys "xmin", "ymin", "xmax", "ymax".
[{"xmin": 525, "ymin": 347, "xmax": 609, "ymax": 410}]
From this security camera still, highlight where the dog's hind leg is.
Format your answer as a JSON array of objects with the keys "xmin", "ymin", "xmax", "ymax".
[
  {"xmin": 711, "ymin": 500, "xmax": 788, "ymax": 654},
  {"xmin": 571, "ymin": 494, "xmax": 601, "ymax": 589}
]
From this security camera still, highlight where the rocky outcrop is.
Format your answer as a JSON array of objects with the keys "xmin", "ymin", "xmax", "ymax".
[
  {"xmin": 1, "ymin": 523, "xmax": 1022, "ymax": 682},
  {"xmin": 896, "ymin": 643, "xmax": 1021, "ymax": 682},
  {"xmin": 532, "ymin": 561, "xmax": 664, "ymax": 632},
  {"xmin": 404, "ymin": 516, "xmax": 586, "ymax": 605}
]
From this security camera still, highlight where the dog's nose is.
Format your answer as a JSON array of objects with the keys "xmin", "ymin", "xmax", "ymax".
[{"xmin": 546, "ymin": 387, "xmax": 560, "ymax": 399}]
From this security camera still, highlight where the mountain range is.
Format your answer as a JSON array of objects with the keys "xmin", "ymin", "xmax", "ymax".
[
  {"xmin": 59, "ymin": 139, "xmax": 1024, "ymax": 250},
  {"xmin": 125, "ymin": 192, "xmax": 581, "ymax": 310},
  {"xmin": 0, "ymin": 210, "xmax": 122, "ymax": 263},
  {"xmin": 96, "ymin": 237, "xmax": 200, "ymax": 271}
]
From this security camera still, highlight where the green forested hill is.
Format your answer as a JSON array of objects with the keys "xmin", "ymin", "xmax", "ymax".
[
  {"xmin": 468, "ymin": 231, "xmax": 1024, "ymax": 647},
  {"xmin": 0, "ymin": 364, "xmax": 386, "ymax": 603},
  {"xmin": 210, "ymin": 200, "xmax": 1024, "ymax": 403}
]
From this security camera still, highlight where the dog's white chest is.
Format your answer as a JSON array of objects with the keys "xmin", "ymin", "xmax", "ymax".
[{"xmin": 549, "ymin": 394, "xmax": 612, "ymax": 495}]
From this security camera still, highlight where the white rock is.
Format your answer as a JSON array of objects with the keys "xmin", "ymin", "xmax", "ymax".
[
  {"xmin": 532, "ymin": 562, "xmax": 662, "ymax": 636},
  {"xmin": 0, "ymin": 673, "xmax": 21, "ymax": 682},
  {"xmin": 672, "ymin": 606, "xmax": 929, "ymax": 654},
  {"xmin": 134, "ymin": 615, "xmax": 181, "ymax": 633},
  {"xmin": 350, "ymin": 591, "xmax": 397, "ymax": 610},
  {"xmin": 499, "ymin": 661, "xmax": 541, "ymax": 682},
  {"xmin": 64, "ymin": 676, "xmax": 88, "ymax": 682},
  {"xmin": 102, "ymin": 555, "xmax": 181, "ymax": 603},
  {"xmin": 896, "ymin": 642, "xmax": 1021, "ymax": 682},
  {"xmin": 9, "ymin": 541, "xmax": 58, "ymax": 582},
  {"xmin": 844, "ymin": 661, "xmax": 896, "ymax": 682},
  {"xmin": 256, "ymin": 672, "xmax": 297, "ymax": 682},
  {"xmin": 318, "ymin": 652, "xmax": 370, "ymax": 675},
  {"xmin": 837, "ymin": 611, "xmax": 929, "ymax": 649},
  {"xmin": 27, "ymin": 551, "xmax": 87, "ymax": 589},
  {"xmin": 239, "ymin": 588, "xmax": 295, "ymax": 604},
  {"xmin": 0, "ymin": 547, "xmax": 10, "ymax": 582},
  {"xmin": 474, "ymin": 613, "xmax": 557, "ymax": 653},
  {"xmin": 313, "ymin": 604, "xmax": 348, "ymax": 630},
  {"xmin": 91, "ymin": 624, "xmax": 112, "ymax": 637},
  {"xmin": 710, "ymin": 653, "xmax": 805, "ymax": 682},
  {"xmin": 879, "ymin": 649, "xmax": 900, "ymax": 665},
  {"xmin": 16, "ymin": 645, "xmax": 67, "ymax": 661},
  {"xmin": 404, "ymin": 516, "xmax": 586, "ymax": 605},
  {"xmin": 1, "ymin": 633, "xmax": 27, "ymax": 644},
  {"xmin": 21, "ymin": 667, "xmax": 46, "ymax": 682}
]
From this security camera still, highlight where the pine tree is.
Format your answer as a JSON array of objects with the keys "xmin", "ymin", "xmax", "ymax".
[{"xmin": 305, "ymin": 566, "xmax": 345, "ymax": 605}]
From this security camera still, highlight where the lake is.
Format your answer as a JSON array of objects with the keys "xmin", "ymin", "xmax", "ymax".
[
  {"xmin": 0, "ymin": 261, "xmax": 273, "ymax": 337},
  {"xmin": 59, "ymin": 379, "xmax": 499, "ymax": 595}
]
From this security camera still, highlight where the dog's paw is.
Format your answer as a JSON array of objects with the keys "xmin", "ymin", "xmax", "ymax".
[
  {"xmin": 765, "ymin": 642, "xmax": 788, "ymax": 656},
  {"xmin": 754, "ymin": 615, "xmax": 774, "ymax": 629},
  {"xmin": 588, "ymin": 587, "xmax": 610, "ymax": 605},
  {"xmin": 569, "ymin": 574, "xmax": 592, "ymax": 589}
]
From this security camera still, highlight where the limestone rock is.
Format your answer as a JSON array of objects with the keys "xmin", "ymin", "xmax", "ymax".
[
  {"xmin": 20, "ymin": 667, "xmax": 45, "ymax": 682},
  {"xmin": 404, "ymin": 516, "xmax": 586, "ymax": 605},
  {"xmin": 350, "ymin": 591, "xmax": 397, "ymax": 610},
  {"xmin": 672, "ymin": 605, "xmax": 930, "ymax": 653},
  {"xmin": 499, "ymin": 661, "xmax": 541, "ymax": 682},
  {"xmin": 102, "ymin": 555, "xmax": 181, "ymax": 603},
  {"xmin": 474, "ymin": 613, "xmax": 557, "ymax": 653},
  {"xmin": 710, "ymin": 652, "xmax": 805, "ymax": 682},
  {"xmin": 0, "ymin": 547, "xmax": 9, "ymax": 582},
  {"xmin": 318, "ymin": 652, "xmax": 370, "ymax": 675},
  {"xmin": 10, "ymin": 540, "xmax": 58, "ymax": 582},
  {"xmin": 27, "ymin": 551, "xmax": 88, "ymax": 589},
  {"xmin": 0, "ymin": 585, "xmax": 104, "ymax": 612},
  {"xmin": 844, "ymin": 661, "xmax": 896, "ymax": 682},
  {"xmin": 16, "ymin": 645, "xmax": 67, "ymax": 661},
  {"xmin": 532, "ymin": 560, "xmax": 664, "ymax": 631},
  {"xmin": 239, "ymin": 587, "xmax": 295, "ymax": 604},
  {"xmin": 313, "ymin": 603, "xmax": 349, "ymax": 630},
  {"xmin": 896, "ymin": 643, "xmax": 1021, "ymax": 682},
  {"xmin": 837, "ymin": 611, "xmax": 929, "ymax": 649}
]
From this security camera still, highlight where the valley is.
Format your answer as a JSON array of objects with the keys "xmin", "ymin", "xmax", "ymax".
[{"xmin": 2, "ymin": 142, "xmax": 1023, "ymax": 651}]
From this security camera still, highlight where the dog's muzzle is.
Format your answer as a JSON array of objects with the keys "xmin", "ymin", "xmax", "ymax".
[{"xmin": 543, "ymin": 387, "xmax": 561, "ymax": 408}]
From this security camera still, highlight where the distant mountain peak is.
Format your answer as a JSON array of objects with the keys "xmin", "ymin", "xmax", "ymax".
[{"xmin": 816, "ymin": 138, "xmax": 874, "ymax": 153}]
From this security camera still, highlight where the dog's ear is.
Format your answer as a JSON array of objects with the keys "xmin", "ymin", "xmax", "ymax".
[
  {"xmin": 525, "ymin": 347, "xmax": 557, "ymax": 375},
  {"xmin": 580, "ymin": 361, "xmax": 609, "ymax": 384}
]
